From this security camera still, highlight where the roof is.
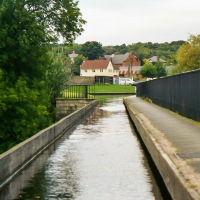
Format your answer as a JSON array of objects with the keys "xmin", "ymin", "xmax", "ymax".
[
  {"xmin": 105, "ymin": 53, "xmax": 129, "ymax": 64},
  {"xmin": 104, "ymin": 54, "xmax": 113, "ymax": 60},
  {"xmin": 81, "ymin": 60, "xmax": 111, "ymax": 69},
  {"xmin": 148, "ymin": 56, "xmax": 166, "ymax": 63}
]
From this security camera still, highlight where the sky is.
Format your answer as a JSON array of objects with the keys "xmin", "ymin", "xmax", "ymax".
[{"xmin": 75, "ymin": 0, "xmax": 200, "ymax": 46}]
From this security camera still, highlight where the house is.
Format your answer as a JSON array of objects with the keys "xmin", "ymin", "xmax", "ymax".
[
  {"xmin": 68, "ymin": 51, "xmax": 78, "ymax": 63},
  {"xmin": 80, "ymin": 60, "xmax": 118, "ymax": 77},
  {"xmin": 105, "ymin": 52, "xmax": 141, "ymax": 68},
  {"xmin": 105, "ymin": 53, "xmax": 129, "ymax": 68},
  {"xmin": 148, "ymin": 56, "xmax": 166, "ymax": 64}
]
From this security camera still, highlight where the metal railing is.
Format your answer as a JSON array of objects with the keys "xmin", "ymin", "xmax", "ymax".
[
  {"xmin": 136, "ymin": 69, "xmax": 200, "ymax": 121},
  {"xmin": 58, "ymin": 85, "xmax": 95, "ymax": 99}
]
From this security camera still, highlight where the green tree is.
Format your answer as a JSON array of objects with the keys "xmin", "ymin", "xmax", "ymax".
[
  {"xmin": 103, "ymin": 46, "xmax": 115, "ymax": 54},
  {"xmin": 166, "ymin": 54, "xmax": 177, "ymax": 66},
  {"xmin": 167, "ymin": 65, "xmax": 183, "ymax": 75},
  {"xmin": 0, "ymin": 0, "xmax": 86, "ymax": 153},
  {"xmin": 80, "ymin": 41, "xmax": 104, "ymax": 60},
  {"xmin": 72, "ymin": 55, "xmax": 85, "ymax": 75},
  {"xmin": 140, "ymin": 63, "xmax": 157, "ymax": 78},
  {"xmin": 176, "ymin": 34, "xmax": 200, "ymax": 72},
  {"xmin": 154, "ymin": 62, "xmax": 167, "ymax": 78},
  {"xmin": 137, "ymin": 46, "xmax": 151, "ymax": 60},
  {"xmin": 46, "ymin": 49, "xmax": 71, "ymax": 109},
  {"xmin": 114, "ymin": 44, "xmax": 128, "ymax": 54},
  {"xmin": 0, "ymin": 70, "xmax": 51, "ymax": 152}
]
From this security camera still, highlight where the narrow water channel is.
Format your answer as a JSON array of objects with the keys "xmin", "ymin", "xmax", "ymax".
[{"xmin": 1, "ymin": 96, "xmax": 165, "ymax": 200}]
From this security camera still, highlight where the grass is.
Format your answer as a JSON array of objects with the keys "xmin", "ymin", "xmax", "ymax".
[
  {"xmin": 94, "ymin": 84, "xmax": 135, "ymax": 93},
  {"xmin": 60, "ymin": 84, "xmax": 135, "ymax": 98}
]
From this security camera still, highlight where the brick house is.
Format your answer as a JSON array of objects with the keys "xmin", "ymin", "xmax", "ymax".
[
  {"xmin": 123, "ymin": 52, "xmax": 141, "ymax": 66},
  {"xmin": 105, "ymin": 52, "xmax": 141, "ymax": 68}
]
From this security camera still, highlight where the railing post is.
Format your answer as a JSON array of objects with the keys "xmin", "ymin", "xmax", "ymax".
[{"xmin": 85, "ymin": 85, "xmax": 88, "ymax": 98}]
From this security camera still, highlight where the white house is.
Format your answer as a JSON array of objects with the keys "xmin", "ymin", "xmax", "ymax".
[{"xmin": 80, "ymin": 60, "xmax": 118, "ymax": 77}]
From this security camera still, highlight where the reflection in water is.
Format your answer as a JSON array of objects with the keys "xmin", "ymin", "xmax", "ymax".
[{"xmin": 1, "ymin": 96, "xmax": 164, "ymax": 200}]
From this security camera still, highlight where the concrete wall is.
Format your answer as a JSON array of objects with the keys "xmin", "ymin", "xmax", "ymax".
[
  {"xmin": 123, "ymin": 99, "xmax": 198, "ymax": 200},
  {"xmin": 56, "ymin": 98, "xmax": 96, "ymax": 119},
  {"xmin": 0, "ymin": 99, "xmax": 98, "ymax": 188}
]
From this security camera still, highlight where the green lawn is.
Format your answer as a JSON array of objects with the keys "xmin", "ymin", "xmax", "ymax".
[
  {"xmin": 94, "ymin": 84, "xmax": 135, "ymax": 93},
  {"xmin": 60, "ymin": 84, "xmax": 135, "ymax": 98}
]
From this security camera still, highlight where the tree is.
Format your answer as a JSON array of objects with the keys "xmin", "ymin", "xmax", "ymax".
[
  {"xmin": 103, "ymin": 46, "xmax": 116, "ymax": 54},
  {"xmin": 72, "ymin": 55, "xmax": 85, "ymax": 75},
  {"xmin": 154, "ymin": 62, "xmax": 167, "ymax": 78},
  {"xmin": 80, "ymin": 41, "xmax": 104, "ymax": 60},
  {"xmin": 0, "ymin": 0, "xmax": 86, "ymax": 74},
  {"xmin": 46, "ymin": 49, "xmax": 71, "ymax": 108},
  {"xmin": 166, "ymin": 54, "xmax": 177, "ymax": 66},
  {"xmin": 114, "ymin": 44, "xmax": 128, "ymax": 54},
  {"xmin": 0, "ymin": 70, "xmax": 52, "ymax": 153},
  {"xmin": 167, "ymin": 65, "xmax": 183, "ymax": 75},
  {"xmin": 140, "ymin": 63, "xmax": 157, "ymax": 78},
  {"xmin": 137, "ymin": 46, "xmax": 151, "ymax": 60},
  {"xmin": 0, "ymin": 0, "xmax": 86, "ymax": 153},
  {"xmin": 176, "ymin": 34, "xmax": 200, "ymax": 72}
]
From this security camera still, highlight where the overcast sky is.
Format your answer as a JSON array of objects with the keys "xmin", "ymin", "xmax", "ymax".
[{"xmin": 75, "ymin": 0, "xmax": 200, "ymax": 46}]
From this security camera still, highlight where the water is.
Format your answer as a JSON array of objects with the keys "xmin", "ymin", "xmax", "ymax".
[{"xmin": 0, "ymin": 96, "xmax": 164, "ymax": 200}]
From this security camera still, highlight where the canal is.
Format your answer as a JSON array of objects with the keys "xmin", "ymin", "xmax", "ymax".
[{"xmin": 1, "ymin": 96, "xmax": 167, "ymax": 200}]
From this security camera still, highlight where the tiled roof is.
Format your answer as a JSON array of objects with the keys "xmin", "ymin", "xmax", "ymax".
[
  {"xmin": 81, "ymin": 60, "xmax": 110, "ymax": 69},
  {"xmin": 105, "ymin": 53, "xmax": 129, "ymax": 64}
]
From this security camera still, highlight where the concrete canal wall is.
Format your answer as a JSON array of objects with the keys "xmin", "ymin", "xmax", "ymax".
[
  {"xmin": 56, "ymin": 98, "xmax": 96, "ymax": 119},
  {"xmin": 123, "ymin": 97, "xmax": 200, "ymax": 200},
  {"xmin": 0, "ymin": 99, "xmax": 98, "ymax": 188}
]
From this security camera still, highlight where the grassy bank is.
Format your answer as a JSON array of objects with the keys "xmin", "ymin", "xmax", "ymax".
[
  {"xmin": 95, "ymin": 84, "xmax": 135, "ymax": 93},
  {"xmin": 60, "ymin": 84, "xmax": 135, "ymax": 98}
]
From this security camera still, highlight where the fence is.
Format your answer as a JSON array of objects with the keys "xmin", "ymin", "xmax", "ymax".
[
  {"xmin": 136, "ymin": 69, "xmax": 200, "ymax": 121},
  {"xmin": 58, "ymin": 85, "xmax": 95, "ymax": 99}
]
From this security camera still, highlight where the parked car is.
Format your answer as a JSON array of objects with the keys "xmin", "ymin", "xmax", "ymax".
[{"xmin": 119, "ymin": 78, "xmax": 135, "ymax": 85}]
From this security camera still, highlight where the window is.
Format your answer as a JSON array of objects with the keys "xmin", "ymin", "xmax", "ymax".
[
  {"xmin": 84, "ymin": 70, "xmax": 87, "ymax": 72},
  {"xmin": 108, "ymin": 69, "xmax": 112, "ymax": 72},
  {"xmin": 92, "ymin": 69, "xmax": 95, "ymax": 72},
  {"xmin": 100, "ymin": 69, "xmax": 103, "ymax": 72}
]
